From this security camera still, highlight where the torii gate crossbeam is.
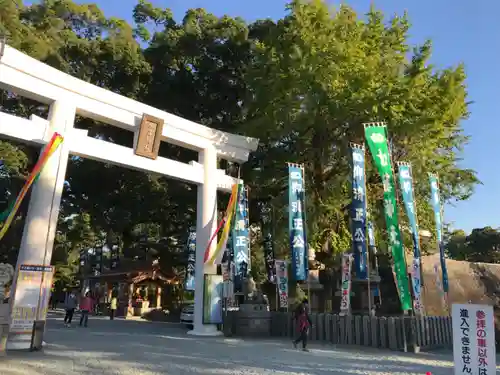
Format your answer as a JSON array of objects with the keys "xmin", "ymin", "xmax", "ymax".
[{"xmin": 0, "ymin": 41, "xmax": 258, "ymax": 347}]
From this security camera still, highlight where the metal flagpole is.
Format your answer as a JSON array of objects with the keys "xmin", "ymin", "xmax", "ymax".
[
  {"xmin": 383, "ymin": 125, "xmax": 416, "ymax": 353},
  {"xmin": 401, "ymin": 161, "xmax": 428, "ymax": 349},
  {"xmin": 365, "ymin": 122, "xmax": 412, "ymax": 352},
  {"xmin": 408, "ymin": 162, "xmax": 425, "ymax": 316},
  {"xmin": 385, "ymin": 125, "xmax": 414, "ymax": 316},
  {"xmin": 271, "ymin": 202, "xmax": 279, "ymax": 311},
  {"xmin": 301, "ymin": 164, "xmax": 311, "ymax": 311},
  {"xmin": 363, "ymin": 145, "xmax": 372, "ymax": 316}
]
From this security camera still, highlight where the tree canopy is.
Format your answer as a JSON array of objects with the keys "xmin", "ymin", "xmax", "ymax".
[
  {"xmin": 446, "ymin": 227, "xmax": 500, "ymax": 263},
  {"xmin": 0, "ymin": 0, "xmax": 478, "ymax": 288}
]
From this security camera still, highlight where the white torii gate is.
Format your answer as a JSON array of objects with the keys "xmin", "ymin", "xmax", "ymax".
[{"xmin": 0, "ymin": 41, "xmax": 258, "ymax": 343}]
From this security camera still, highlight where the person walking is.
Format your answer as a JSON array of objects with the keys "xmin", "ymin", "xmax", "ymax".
[
  {"xmin": 51, "ymin": 293, "xmax": 59, "ymax": 310},
  {"xmin": 63, "ymin": 290, "xmax": 77, "ymax": 327},
  {"xmin": 109, "ymin": 294, "xmax": 118, "ymax": 320},
  {"xmin": 79, "ymin": 292, "xmax": 94, "ymax": 328},
  {"xmin": 293, "ymin": 299, "xmax": 312, "ymax": 352}
]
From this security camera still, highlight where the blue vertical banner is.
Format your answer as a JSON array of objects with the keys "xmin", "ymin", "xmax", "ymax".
[
  {"xmin": 397, "ymin": 162, "xmax": 424, "ymax": 313},
  {"xmin": 232, "ymin": 183, "xmax": 250, "ymax": 292},
  {"xmin": 350, "ymin": 144, "xmax": 368, "ymax": 280},
  {"xmin": 288, "ymin": 164, "xmax": 308, "ymax": 281},
  {"xmin": 184, "ymin": 227, "xmax": 196, "ymax": 291},
  {"xmin": 429, "ymin": 174, "xmax": 449, "ymax": 293},
  {"xmin": 397, "ymin": 163, "xmax": 421, "ymax": 257}
]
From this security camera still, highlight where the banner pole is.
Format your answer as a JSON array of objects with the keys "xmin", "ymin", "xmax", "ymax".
[
  {"xmin": 363, "ymin": 146, "xmax": 372, "ymax": 316},
  {"xmin": 365, "ymin": 122, "xmax": 412, "ymax": 351},
  {"xmin": 301, "ymin": 164, "xmax": 311, "ymax": 311},
  {"xmin": 383, "ymin": 128, "xmax": 410, "ymax": 355},
  {"xmin": 275, "ymin": 281, "xmax": 279, "ymax": 311},
  {"xmin": 408, "ymin": 163, "xmax": 425, "ymax": 317},
  {"xmin": 385, "ymin": 127, "xmax": 414, "ymax": 316},
  {"xmin": 271, "ymin": 202, "xmax": 278, "ymax": 311},
  {"xmin": 365, "ymin": 124, "xmax": 401, "ymax": 311},
  {"xmin": 286, "ymin": 260, "xmax": 289, "ymax": 313}
]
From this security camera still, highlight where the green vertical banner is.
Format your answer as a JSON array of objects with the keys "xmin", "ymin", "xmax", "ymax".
[{"xmin": 364, "ymin": 123, "xmax": 412, "ymax": 311}]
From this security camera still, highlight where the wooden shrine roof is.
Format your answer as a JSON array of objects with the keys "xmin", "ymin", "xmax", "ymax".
[{"xmin": 86, "ymin": 259, "xmax": 178, "ymax": 284}]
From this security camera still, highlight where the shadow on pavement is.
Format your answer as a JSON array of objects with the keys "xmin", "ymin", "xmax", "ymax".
[{"xmin": 0, "ymin": 315, "xmax": 456, "ymax": 375}]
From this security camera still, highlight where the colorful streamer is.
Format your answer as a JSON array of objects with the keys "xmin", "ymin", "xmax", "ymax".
[
  {"xmin": 203, "ymin": 183, "xmax": 238, "ymax": 263},
  {"xmin": 208, "ymin": 190, "xmax": 238, "ymax": 265},
  {"xmin": 0, "ymin": 132, "xmax": 63, "ymax": 241}
]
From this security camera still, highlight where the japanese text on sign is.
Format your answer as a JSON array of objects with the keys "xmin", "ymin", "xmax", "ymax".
[
  {"xmin": 397, "ymin": 163, "xmax": 424, "ymax": 314},
  {"xmin": 288, "ymin": 165, "xmax": 308, "ymax": 281},
  {"xmin": 184, "ymin": 227, "xmax": 196, "ymax": 291},
  {"xmin": 350, "ymin": 145, "xmax": 367, "ymax": 280},
  {"xmin": 452, "ymin": 304, "xmax": 496, "ymax": 375},
  {"xmin": 429, "ymin": 174, "xmax": 449, "ymax": 294},
  {"xmin": 476, "ymin": 309, "xmax": 488, "ymax": 374},
  {"xmin": 233, "ymin": 185, "xmax": 250, "ymax": 291},
  {"xmin": 261, "ymin": 201, "xmax": 276, "ymax": 283},
  {"xmin": 339, "ymin": 253, "xmax": 353, "ymax": 316},
  {"xmin": 275, "ymin": 260, "xmax": 288, "ymax": 309}
]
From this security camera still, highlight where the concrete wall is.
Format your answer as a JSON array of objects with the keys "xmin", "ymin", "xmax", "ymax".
[{"xmin": 421, "ymin": 254, "xmax": 500, "ymax": 316}]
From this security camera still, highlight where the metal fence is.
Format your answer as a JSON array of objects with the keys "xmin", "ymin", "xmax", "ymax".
[{"xmin": 224, "ymin": 311, "xmax": 453, "ymax": 352}]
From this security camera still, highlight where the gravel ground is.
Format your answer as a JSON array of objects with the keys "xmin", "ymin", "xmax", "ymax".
[{"xmin": 0, "ymin": 312, "xmax": 477, "ymax": 375}]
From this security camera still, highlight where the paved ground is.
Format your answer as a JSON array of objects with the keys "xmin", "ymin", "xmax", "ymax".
[{"xmin": 0, "ymin": 311, "xmax": 470, "ymax": 374}]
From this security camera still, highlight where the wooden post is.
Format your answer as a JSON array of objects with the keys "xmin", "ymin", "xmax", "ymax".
[{"xmin": 156, "ymin": 286, "xmax": 162, "ymax": 308}]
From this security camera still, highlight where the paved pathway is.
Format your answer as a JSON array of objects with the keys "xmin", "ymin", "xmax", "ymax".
[{"xmin": 0, "ymin": 312, "xmax": 464, "ymax": 374}]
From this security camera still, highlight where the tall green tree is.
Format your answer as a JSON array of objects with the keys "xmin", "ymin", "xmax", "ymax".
[
  {"xmin": 446, "ymin": 227, "xmax": 500, "ymax": 263},
  {"xmin": 0, "ymin": 0, "xmax": 480, "ymax": 293},
  {"xmin": 241, "ymin": 0, "xmax": 478, "ymax": 265}
]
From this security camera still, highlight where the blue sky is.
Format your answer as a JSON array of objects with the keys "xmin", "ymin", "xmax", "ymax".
[{"xmin": 33, "ymin": 0, "xmax": 500, "ymax": 233}]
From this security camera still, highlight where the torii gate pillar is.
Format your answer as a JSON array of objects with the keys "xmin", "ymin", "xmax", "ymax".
[
  {"xmin": 189, "ymin": 145, "xmax": 220, "ymax": 336},
  {"xmin": 7, "ymin": 101, "xmax": 75, "ymax": 349},
  {"xmin": 17, "ymin": 101, "xmax": 75, "ymax": 268}
]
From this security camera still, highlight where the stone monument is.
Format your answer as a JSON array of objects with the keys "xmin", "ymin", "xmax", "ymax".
[{"xmin": 236, "ymin": 276, "xmax": 271, "ymax": 336}]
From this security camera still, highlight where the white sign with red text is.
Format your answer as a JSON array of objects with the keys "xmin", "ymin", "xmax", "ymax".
[{"xmin": 452, "ymin": 304, "xmax": 495, "ymax": 375}]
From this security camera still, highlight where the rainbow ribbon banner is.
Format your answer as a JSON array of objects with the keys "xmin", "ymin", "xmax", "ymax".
[{"xmin": 0, "ymin": 132, "xmax": 64, "ymax": 241}]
